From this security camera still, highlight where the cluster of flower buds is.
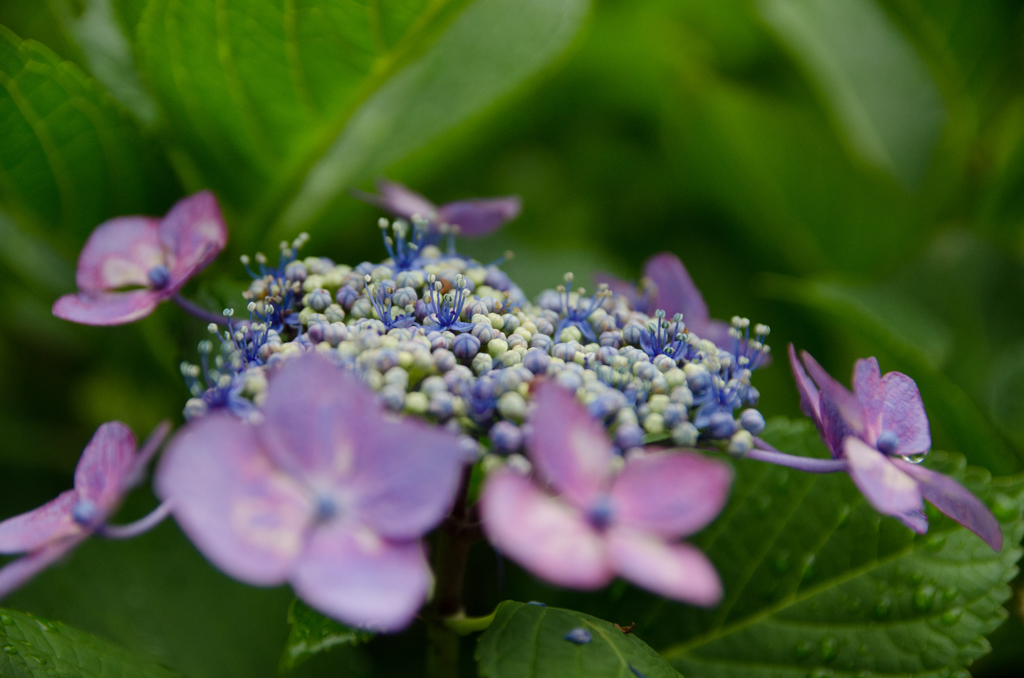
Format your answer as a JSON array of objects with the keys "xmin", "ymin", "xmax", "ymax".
[{"xmin": 180, "ymin": 231, "xmax": 771, "ymax": 466}]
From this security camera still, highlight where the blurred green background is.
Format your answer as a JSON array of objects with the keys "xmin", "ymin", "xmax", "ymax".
[{"xmin": 2, "ymin": 0, "xmax": 1024, "ymax": 676}]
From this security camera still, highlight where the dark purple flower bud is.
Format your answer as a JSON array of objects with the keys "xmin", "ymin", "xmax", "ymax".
[
  {"xmin": 739, "ymin": 409, "xmax": 766, "ymax": 435},
  {"xmin": 522, "ymin": 348, "xmax": 550, "ymax": 375},
  {"xmin": 622, "ymin": 323, "xmax": 645, "ymax": 347},
  {"xmin": 323, "ymin": 322, "xmax": 349, "ymax": 347},
  {"xmin": 284, "ymin": 261, "xmax": 307, "ymax": 282},
  {"xmin": 708, "ymin": 412, "xmax": 737, "ymax": 439},
  {"xmin": 375, "ymin": 348, "xmax": 401, "ymax": 373},
  {"xmin": 490, "ymin": 421, "xmax": 524, "ymax": 453},
  {"xmin": 452, "ymin": 334, "xmax": 481, "ymax": 361},
  {"xmin": 306, "ymin": 321, "xmax": 327, "ymax": 343},
  {"xmin": 876, "ymin": 430, "xmax": 899, "ymax": 454},
  {"xmin": 380, "ymin": 385, "xmax": 406, "ymax": 412},
  {"xmin": 663, "ymin": 403, "xmax": 688, "ymax": 429},
  {"xmin": 392, "ymin": 286, "xmax": 418, "ymax": 309},
  {"xmin": 428, "ymin": 392, "xmax": 456, "ymax": 421},
  {"xmin": 147, "ymin": 265, "xmax": 171, "ymax": 289},
  {"xmin": 432, "ymin": 348, "xmax": 457, "ymax": 373},
  {"xmin": 471, "ymin": 324, "xmax": 495, "ymax": 344},
  {"xmin": 335, "ymin": 285, "xmax": 360, "ymax": 311}
]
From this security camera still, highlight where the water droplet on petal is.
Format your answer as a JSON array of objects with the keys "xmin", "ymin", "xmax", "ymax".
[
  {"xmin": 914, "ymin": 584, "xmax": 936, "ymax": 612},
  {"xmin": 794, "ymin": 641, "xmax": 813, "ymax": 660},
  {"xmin": 2, "ymin": 646, "xmax": 17, "ymax": 655},
  {"xmin": 873, "ymin": 596, "xmax": 891, "ymax": 618},
  {"xmin": 942, "ymin": 607, "xmax": 963, "ymax": 625},
  {"xmin": 900, "ymin": 452, "xmax": 927, "ymax": 464},
  {"xmin": 819, "ymin": 636, "xmax": 838, "ymax": 662}
]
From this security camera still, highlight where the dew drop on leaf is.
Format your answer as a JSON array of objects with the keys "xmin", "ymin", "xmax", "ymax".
[
  {"xmin": 774, "ymin": 552, "xmax": 791, "ymax": 574},
  {"xmin": 0, "ymin": 615, "xmax": 10, "ymax": 626},
  {"xmin": 819, "ymin": 636, "xmax": 838, "ymax": 662},
  {"xmin": 794, "ymin": 641, "xmax": 813, "ymax": 660},
  {"xmin": 943, "ymin": 586, "xmax": 959, "ymax": 603},
  {"xmin": 27, "ymin": 655, "xmax": 44, "ymax": 665},
  {"xmin": 836, "ymin": 504, "xmax": 851, "ymax": 526},
  {"xmin": 924, "ymin": 533, "xmax": 946, "ymax": 551},
  {"xmin": 914, "ymin": 584, "xmax": 936, "ymax": 612},
  {"xmin": 2, "ymin": 646, "xmax": 17, "ymax": 655},
  {"xmin": 942, "ymin": 607, "xmax": 964, "ymax": 625},
  {"xmin": 873, "ymin": 596, "xmax": 891, "ymax": 618}
]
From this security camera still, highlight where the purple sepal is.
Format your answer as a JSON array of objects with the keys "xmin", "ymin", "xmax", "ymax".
[
  {"xmin": 357, "ymin": 179, "xmax": 520, "ymax": 238},
  {"xmin": 893, "ymin": 459, "xmax": 1003, "ymax": 551}
]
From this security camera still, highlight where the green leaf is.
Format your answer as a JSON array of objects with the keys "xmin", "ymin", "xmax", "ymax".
[
  {"xmin": 0, "ymin": 26, "xmax": 177, "ymax": 240},
  {"xmin": 639, "ymin": 417, "xmax": 1024, "ymax": 678},
  {"xmin": 279, "ymin": 598, "xmax": 372, "ymax": 674},
  {"xmin": 0, "ymin": 607, "xmax": 183, "ymax": 677},
  {"xmin": 50, "ymin": 0, "xmax": 158, "ymax": 125},
  {"xmin": 278, "ymin": 0, "xmax": 591, "ymax": 237},
  {"xmin": 132, "ymin": 0, "xmax": 589, "ymax": 241},
  {"xmin": 476, "ymin": 600, "xmax": 681, "ymax": 678},
  {"xmin": 766, "ymin": 275, "xmax": 1022, "ymax": 474},
  {"xmin": 757, "ymin": 0, "xmax": 944, "ymax": 188}
]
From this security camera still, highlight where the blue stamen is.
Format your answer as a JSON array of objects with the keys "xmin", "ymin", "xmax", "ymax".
[
  {"xmin": 553, "ymin": 273, "xmax": 607, "ymax": 342},
  {"xmin": 147, "ymin": 264, "xmax": 170, "ymax": 289},
  {"xmin": 424, "ymin": 274, "xmax": 475, "ymax": 332}
]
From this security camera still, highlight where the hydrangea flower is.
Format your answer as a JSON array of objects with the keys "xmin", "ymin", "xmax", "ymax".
[
  {"xmin": 52, "ymin": 192, "xmax": 227, "ymax": 325},
  {"xmin": 597, "ymin": 252, "xmax": 733, "ymax": 350},
  {"xmin": 358, "ymin": 179, "xmax": 521, "ymax": 238},
  {"xmin": 788, "ymin": 345, "xmax": 1002, "ymax": 551},
  {"xmin": 156, "ymin": 353, "xmax": 469, "ymax": 631},
  {"xmin": 0, "ymin": 421, "xmax": 171, "ymax": 598},
  {"xmin": 480, "ymin": 382, "xmax": 732, "ymax": 606}
]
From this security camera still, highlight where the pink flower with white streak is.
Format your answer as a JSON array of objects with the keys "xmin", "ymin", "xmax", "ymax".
[
  {"xmin": 53, "ymin": 191, "xmax": 227, "ymax": 325},
  {"xmin": 480, "ymin": 382, "xmax": 732, "ymax": 606}
]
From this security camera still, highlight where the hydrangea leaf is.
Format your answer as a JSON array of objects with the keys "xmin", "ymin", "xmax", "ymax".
[
  {"xmin": 278, "ymin": 598, "xmax": 373, "ymax": 673},
  {"xmin": 766, "ymin": 276, "xmax": 1021, "ymax": 475},
  {"xmin": 757, "ymin": 0, "xmax": 944, "ymax": 189},
  {"xmin": 131, "ymin": 0, "xmax": 589, "ymax": 241},
  {"xmin": 0, "ymin": 607, "xmax": 182, "ymax": 677},
  {"xmin": 633, "ymin": 417, "xmax": 1023, "ymax": 678},
  {"xmin": 0, "ymin": 26, "xmax": 178, "ymax": 240},
  {"xmin": 476, "ymin": 600, "xmax": 681, "ymax": 678}
]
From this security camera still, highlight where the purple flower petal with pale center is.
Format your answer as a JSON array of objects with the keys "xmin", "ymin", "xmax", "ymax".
[
  {"xmin": 480, "ymin": 471, "xmax": 612, "ymax": 589},
  {"xmin": 53, "ymin": 191, "xmax": 227, "ymax": 326}
]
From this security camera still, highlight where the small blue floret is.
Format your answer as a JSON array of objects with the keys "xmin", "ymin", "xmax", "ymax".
[{"xmin": 565, "ymin": 627, "xmax": 592, "ymax": 645}]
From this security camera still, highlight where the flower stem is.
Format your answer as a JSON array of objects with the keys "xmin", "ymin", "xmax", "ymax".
[
  {"xmin": 96, "ymin": 502, "xmax": 172, "ymax": 539},
  {"xmin": 749, "ymin": 438, "xmax": 848, "ymax": 473},
  {"xmin": 425, "ymin": 465, "xmax": 480, "ymax": 678},
  {"xmin": 172, "ymin": 294, "xmax": 231, "ymax": 326}
]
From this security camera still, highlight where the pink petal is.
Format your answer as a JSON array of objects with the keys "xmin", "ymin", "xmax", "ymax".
[
  {"xmin": 74, "ymin": 216, "xmax": 163, "ymax": 292},
  {"xmin": 606, "ymin": 528, "xmax": 722, "ymax": 606},
  {"xmin": 367, "ymin": 179, "xmax": 439, "ymax": 221},
  {"xmin": 892, "ymin": 459, "xmax": 1002, "ymax": 551},
  {"xmin": 74, "ymin": 421, "xmax": 137, "ymax": 512},
  {"xmin": 844, "ymin": 437, "xmax": 927, "ymax": 533},
  {"xmin": 788, "ymin": 344, "xmax": 821, "ymax": 425},
  {"xmin": 527, "ymin": 381, "xmax": 615, "ymax": 509},
  {"xmin": 156, "ymin": 413, "xmax": 311, "ymax": 586},
  {"xmin": 436, "ymin": 196, "xmax": 521, "ymax": 237},
  {"xmin": 347, "ymin": 416, "xmax": 466, "ymax": 540},
  {"xmin": 291, "ymin": 521, "xmax": 431, "ymax": 632},
  {"xmin": 0, "ymin": 536, "xmax": 84, "ymax": 600},
  {"xmin": 258, "ymin": 354, "xmax": 379, "ymax": 479},
  {"xmin": 853, "ymin": 357, "xmax": 884, "ymax": 441},
  {"xmin": 480, "ymin": 471, "xmax": 612, "ymax": 589},
  {"xmin": 610, "ymin": 451, "xmax": 732, "ymax": 539},
  {"xmin": 0, "ymin": 490, "xmax": 81, "ymax": 554},
  {"xmin": 642, "ymin": 252, "xmax": 709, "ymax": 325},
  {"xmin": 879, "ymin": 372, "xmax": 931, "ymax": 455},
  {"xmin": 52, "ymin": 289, "xmax": 162, "ymax": 325},
  {"xmin": 159, "ymin": 191, "xmax": 227, "ymax": 291}
]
